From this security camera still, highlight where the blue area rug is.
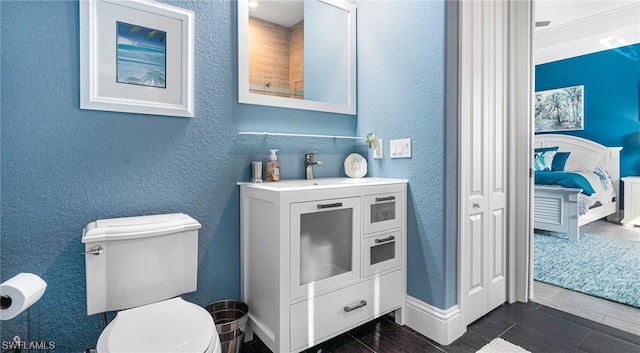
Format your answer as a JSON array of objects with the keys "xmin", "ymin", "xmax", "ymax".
[{"xmin": 534, "ymin": 230, "xmax": 640, "ymax": 308}]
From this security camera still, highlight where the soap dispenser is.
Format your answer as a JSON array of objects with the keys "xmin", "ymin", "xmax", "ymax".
[{"xmin": 266, "ymin": 149, "xmax": 280, "ymax": 182}]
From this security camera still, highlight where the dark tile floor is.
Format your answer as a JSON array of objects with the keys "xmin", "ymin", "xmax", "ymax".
[{"xmin": 242, "ymin": 301, "xmax": 640, "ymax": 353}]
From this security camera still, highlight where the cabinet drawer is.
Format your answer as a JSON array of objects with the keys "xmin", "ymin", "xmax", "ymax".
[
  {"xmin": 289, "ymin": 270, "xmax": 403, "ymax": 352},
  {"xmin": 363, "ymin": 193, "xmax": 402, "ymax": 234},
  {"xmin": 363, "ymin": 231, "xmax": 402, "ymax": 277}
]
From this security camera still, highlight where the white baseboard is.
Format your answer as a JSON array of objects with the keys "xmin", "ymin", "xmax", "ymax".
[{"xmin": 404, "ymin": 296, "xmax": 466, "ymax": 345}]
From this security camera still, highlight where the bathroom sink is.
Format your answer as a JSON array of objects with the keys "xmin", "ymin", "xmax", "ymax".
[{"xmin": 245, "ymin": 177, "xmax": 398, "ymax": 191}]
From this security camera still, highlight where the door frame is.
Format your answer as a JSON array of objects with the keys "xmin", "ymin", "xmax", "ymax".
[{"xmin": 506, "ymin": 0, "xmax": 535, "ymax": 304}]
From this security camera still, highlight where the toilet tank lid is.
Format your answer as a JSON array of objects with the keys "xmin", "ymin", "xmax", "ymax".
[{"xmin": 82, "ymin": 213, "xmax": 201, "ymax": 243}]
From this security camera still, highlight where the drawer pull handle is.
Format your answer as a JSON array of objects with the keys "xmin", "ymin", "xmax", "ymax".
[
  {"xmin": 375, "ymin": 236, "xmax": 395, "ymax": 244},
  {"xmin": 344, "ymin": 300, "xmax": 367, "ymax": 312},
  {"xmin": 317, "ymin": 202, "xmax": 343, "ymax": 209},
  {"xmin": 375, "ymin": 196, "xmax": 395, "ymax": 202}
]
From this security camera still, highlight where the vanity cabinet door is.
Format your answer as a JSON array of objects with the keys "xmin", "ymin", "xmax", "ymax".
[
  {"xmin": 290, "ymin": 197, "xmax": 361, "ymax": 299},
  {"xmin": 363, "ymin": 193, "xmax": 402, "ymax": 234}
]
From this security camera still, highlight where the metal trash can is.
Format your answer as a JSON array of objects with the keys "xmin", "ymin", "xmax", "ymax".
[{"xmin": 206, "ymin": 300, "xmax": 249, "ymax": 353}]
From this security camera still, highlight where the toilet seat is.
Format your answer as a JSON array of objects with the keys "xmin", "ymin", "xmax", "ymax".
[{"xmin": 96, "ymin": 297, "xmax": 220, "ymax": 353}]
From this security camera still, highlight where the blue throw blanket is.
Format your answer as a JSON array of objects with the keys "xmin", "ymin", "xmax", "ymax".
[{"xmin": 535, "ymin": 171, "xmax": 596, "ymax": 196}]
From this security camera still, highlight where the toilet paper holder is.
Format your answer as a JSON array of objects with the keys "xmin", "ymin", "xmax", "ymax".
[{"xmin": 0, "ymin": 273, "xmax": 48, "ymax": 347}]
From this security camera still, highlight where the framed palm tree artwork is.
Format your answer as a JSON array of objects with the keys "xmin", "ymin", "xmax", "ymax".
[
  {"xmin": 80, "ymin": 0, "xmax": 194, "ymax": 117},
  {"xmin": 535, "ymin": 85, "xmax": 584, "ymax": 132}
]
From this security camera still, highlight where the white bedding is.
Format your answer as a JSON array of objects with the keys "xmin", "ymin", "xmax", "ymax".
[{"xmin": 577, "ymin": 167, "xmax": 616, "ymax": 216}]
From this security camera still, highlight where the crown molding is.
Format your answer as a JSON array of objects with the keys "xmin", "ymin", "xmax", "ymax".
[{"xmin": 535, "ymin": 3, "xmax": 640, "ymax": 64}]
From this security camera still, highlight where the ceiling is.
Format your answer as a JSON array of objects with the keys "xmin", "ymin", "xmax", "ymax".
[
  {"xmin": 535, "ymin": 0, "xmax": 638, "ymax": 30},
  {"xmin": 534, "ymin": 0, "xmax": 640, "ymax": 64},
  {"xmin": 248, "ymin": 0, "xmax": 303, "ymax": 28}
]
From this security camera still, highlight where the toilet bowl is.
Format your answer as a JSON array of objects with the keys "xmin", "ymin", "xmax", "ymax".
[
  {"xmin": 82, "ymin": 214, "xmax": 222, "ymax": 353},
  {"xmin": 96, "ymin": 298, "xmax": 220, "ymax": 353}
]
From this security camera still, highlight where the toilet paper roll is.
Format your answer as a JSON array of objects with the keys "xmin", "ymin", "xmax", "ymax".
[{"xmin": 0, "ymin": 273, "xmax": 47, "ymax": 321}]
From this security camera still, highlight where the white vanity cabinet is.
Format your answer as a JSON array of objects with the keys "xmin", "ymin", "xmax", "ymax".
[{"xmin": 240, "ymin": 178, "xmax": 407, "ymax": 353}]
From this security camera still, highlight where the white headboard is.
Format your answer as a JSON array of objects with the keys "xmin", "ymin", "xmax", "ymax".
[{"xmin": 535, "ymin": 134, "xmax": 623, "ymax": 198}]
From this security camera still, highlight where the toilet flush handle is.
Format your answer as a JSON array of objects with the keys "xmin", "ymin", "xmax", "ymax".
[{"xmin": 82, "ymin": 245, "xmax": 103, "ymax": 255}]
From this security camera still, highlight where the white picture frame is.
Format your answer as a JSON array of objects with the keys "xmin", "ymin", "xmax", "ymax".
[{"xmin": 80, "ymin": 0, "xmax": 195, "ymax": 117}]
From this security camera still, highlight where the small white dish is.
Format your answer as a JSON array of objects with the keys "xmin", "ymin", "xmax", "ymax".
[{"xmin": 344, "ymin": 153, "xmax": 367, "ymax": 178}]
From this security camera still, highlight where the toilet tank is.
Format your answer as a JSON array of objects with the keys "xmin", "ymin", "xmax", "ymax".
[{"xmin": 82, "ymin": 213, "xmax": 202, "ymax": 315}]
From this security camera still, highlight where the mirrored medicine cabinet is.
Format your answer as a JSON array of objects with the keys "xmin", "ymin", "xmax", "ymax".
[{"xmin": 238, "ymin": 0, "xmax": 357, "ymax": 115}]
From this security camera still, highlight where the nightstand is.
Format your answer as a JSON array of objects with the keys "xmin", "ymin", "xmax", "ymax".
[{"xmin": 621, "ymin": 176, "xmax": 640, "ymax": 226}]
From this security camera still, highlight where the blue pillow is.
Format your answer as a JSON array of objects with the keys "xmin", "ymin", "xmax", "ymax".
[
  {"xmin": 534, "ymin": 150, "xmax": 557, "ymax": 171},
  {"xmin": 551, "ymin": 152, "xmax": 570, "ymax": 171}
]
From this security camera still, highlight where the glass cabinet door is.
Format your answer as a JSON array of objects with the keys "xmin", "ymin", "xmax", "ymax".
[
  {"xmin": 290, "ymin": 197, "xmax": 361, "ymax": 299},
  {"xmin": 363, "ymin": 193, "xmax": 402, "ymax": 234},
  {"xmin": 362, "ymin": 231, "xmax": 402, "ymax": 277}
]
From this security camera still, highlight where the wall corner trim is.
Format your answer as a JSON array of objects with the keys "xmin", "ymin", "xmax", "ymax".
[{"xmin": 404, "ymin": 296, "xmax": 466, "ymax": 345}]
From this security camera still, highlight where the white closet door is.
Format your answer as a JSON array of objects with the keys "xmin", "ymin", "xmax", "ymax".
[{"xmin": 460, "ymin": 0, "xmax": 508, "ymax": 326}]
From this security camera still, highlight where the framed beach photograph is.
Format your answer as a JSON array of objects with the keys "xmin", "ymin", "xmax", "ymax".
[
  {"xmin": 535, "ymin": 85, "xmax": 584, "ymax": 132},
  {"xmin": 80, "ymin": 0, "xmax": 194, "ymax": 117}
]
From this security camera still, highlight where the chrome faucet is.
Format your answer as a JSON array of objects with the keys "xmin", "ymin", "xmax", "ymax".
[{"xmin": 305, "ymin": 151, "xmax": 323, "ymax": 180}]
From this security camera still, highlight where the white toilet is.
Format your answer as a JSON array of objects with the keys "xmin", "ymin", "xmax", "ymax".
[{"xmin": 82, "ymin": 213, "xmax": 222, "ymax": 353}]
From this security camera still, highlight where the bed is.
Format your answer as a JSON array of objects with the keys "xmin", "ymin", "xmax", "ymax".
[{"xmin": 534, "ymin": 134, "xmax": 623, "ymax": 241}]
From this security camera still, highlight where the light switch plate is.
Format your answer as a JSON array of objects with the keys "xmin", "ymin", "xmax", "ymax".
[{"xmin": 390, "ymin": 138, "xmax": 411, "ymax": 158}]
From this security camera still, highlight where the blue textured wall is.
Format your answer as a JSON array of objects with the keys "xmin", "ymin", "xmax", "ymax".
[
  {"xmin": 1, "ymin": 0, "xmax": 450, "ymax": 351},
  {"xmin": 535, "ymin": 44, "xmax": 640, "ymax": 206},
  {"xmin": 356, "ymin": 1, "xmax": 456, "ymax": 309}
]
